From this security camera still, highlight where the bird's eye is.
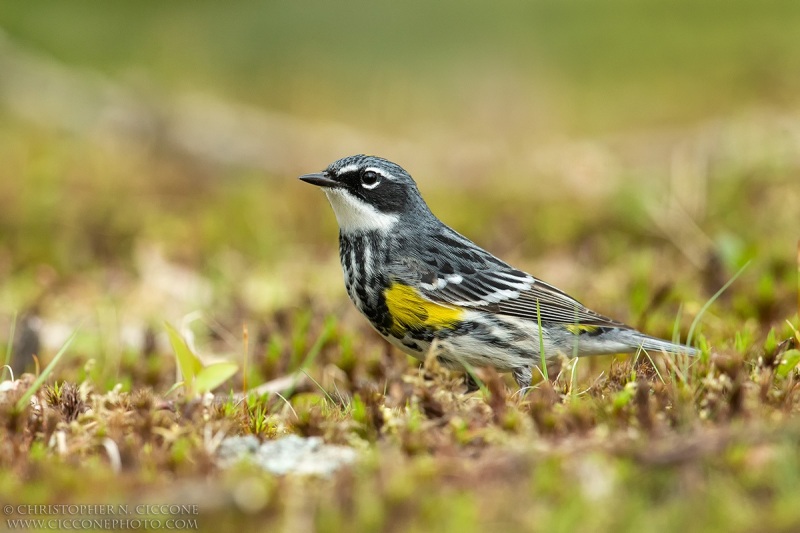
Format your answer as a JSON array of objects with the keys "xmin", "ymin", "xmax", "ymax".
[{"xmin": 360, "ymin": 170, "xmax": 381, "ymax": 189}]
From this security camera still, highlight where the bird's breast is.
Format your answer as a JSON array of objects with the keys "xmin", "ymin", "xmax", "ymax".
[{"xmin": 339, "ymin": 232, "xmax": 394, "ymax": 335}]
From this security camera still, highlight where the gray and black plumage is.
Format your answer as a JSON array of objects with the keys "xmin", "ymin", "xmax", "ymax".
[{"xmin": 300, "ymin": 154, "xmax": 697, "ymax": 389}]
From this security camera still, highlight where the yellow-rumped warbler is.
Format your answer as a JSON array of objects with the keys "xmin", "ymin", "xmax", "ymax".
[{"xmin": 300, "ymin": 155, "xmax": 696, "ymax": 389}]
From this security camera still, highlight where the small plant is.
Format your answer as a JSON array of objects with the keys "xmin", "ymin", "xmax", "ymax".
[
  {"xmin": 777, "ymin": 321, "xmax": 800, "ymax": 378},
  {"xmin": 165, "ymin": 322, "xmax": 238, "ymax": 398},
  {"xmin": 14, "ymin": 328, "xmax": 79, "ymax": 412},
  {"xmin": 245, "ymin": 394, "xmax": 271, "ymax": 435},
  {"xmin": 48, "ymin": 380, "xmax": 63, "ymax": 402}
]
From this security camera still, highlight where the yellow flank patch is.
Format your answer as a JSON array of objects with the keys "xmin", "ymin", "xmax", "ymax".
[
  {"xmin": 384, "ymin": 283, "xmax": 463, "ymax": 334},
  {"xmin": 566, "ymin": 324, "xmax": 600, "ymax": 335}
]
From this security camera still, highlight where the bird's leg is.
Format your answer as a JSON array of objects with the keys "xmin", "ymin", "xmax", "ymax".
[
  {"xmin": 547, "ymin": 358, "xmax": 563, "ymax": 381},
  {"xmin": 512, "ymin": 366, "xmax": 532, "ymax": 390},
  {"xmin": 464, "ymin": 372, "xmax": 481, "ymax": 393}
]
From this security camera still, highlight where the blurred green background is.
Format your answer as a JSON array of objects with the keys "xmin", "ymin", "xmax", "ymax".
[{"xmin": 3, "ymin": 0, "xmax": 800, "ymax": 134}]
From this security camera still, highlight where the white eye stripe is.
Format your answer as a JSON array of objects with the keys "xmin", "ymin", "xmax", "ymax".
[{"xmin": 335, "ymin": 164, "xmax": 359, "ymax": 176}]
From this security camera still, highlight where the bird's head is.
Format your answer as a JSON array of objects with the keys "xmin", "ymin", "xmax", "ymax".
[{"xmin": 299, "ymin": 155, "xmax": 429, "ymax": 234}]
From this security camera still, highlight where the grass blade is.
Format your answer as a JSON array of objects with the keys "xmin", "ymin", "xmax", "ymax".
[
  {"xmin": 671, "ymin": 303, "xmax": 684, "ymax": 346},
  {"xmin": 15, "ymin": 326, "xmax": 79, "ymax": 412},
  {"xmin": 194, "ymin": 362, "xmax": 239, "ymax": 394},
  {"xmin": 242, "ymin": 321, "xmax": 249, "ymax": 394},
  {"xmin": 165, "ymin": 322, "xmax": 202, "ymax": 382},
  {"xmin": 687, "ymin": 260, "xmax": 751, "ymax": 347},
  {"xmin": 280, "ymin": 316, "xmax": 336, "ymax": 402},
  {"xmin": 536, "ymin": 299, "xmax": 548, "ymax": 380},
  {"xmin": 460, "ymin": 359, "xmax": 488, "ymax": 396},
  {"xmin": 2, "ymin": 311, "xmax": 17, "ymax": 382}
]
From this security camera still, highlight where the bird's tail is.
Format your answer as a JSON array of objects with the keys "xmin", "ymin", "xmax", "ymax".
[
  {"xmin": 569, "ymin": 328, "xmax": 697, "ymax": 357},
  {"xmin": 628, "ymin": 331, "xmax": 698, "ymax": 357}
]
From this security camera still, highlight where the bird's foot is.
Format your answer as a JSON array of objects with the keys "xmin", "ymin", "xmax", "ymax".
[
  {"xmin": 512, "ymin": 366, "xmax": 532, "ymax": 390},
  {"xmin": 464, "ymin": 372, "xmax": 481, "ymax": 393}
]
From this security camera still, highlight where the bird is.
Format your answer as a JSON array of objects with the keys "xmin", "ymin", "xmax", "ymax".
[{"xmin": 299, "ymin": 154, "xmax": 697, "ymax": 389}]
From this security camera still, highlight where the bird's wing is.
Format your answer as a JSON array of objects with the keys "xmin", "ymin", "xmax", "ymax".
[{"xmin": 389, "ymin": 229, "xmax": 630, "ymax": 329}]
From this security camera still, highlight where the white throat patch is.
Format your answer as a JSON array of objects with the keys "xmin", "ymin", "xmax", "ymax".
[{"xmin": 323, "ymin": 188, "xmax": 399, "ymax": 234}]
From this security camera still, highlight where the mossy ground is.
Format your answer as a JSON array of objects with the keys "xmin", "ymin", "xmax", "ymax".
[{"xmin": 1, "ymin": 116, "xmax": 798, "ymax": 532}]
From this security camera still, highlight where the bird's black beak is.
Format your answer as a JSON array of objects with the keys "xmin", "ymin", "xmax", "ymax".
[{"xmin": 299, "ymin": 172, "xmax": 338, "ymax": 188}]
